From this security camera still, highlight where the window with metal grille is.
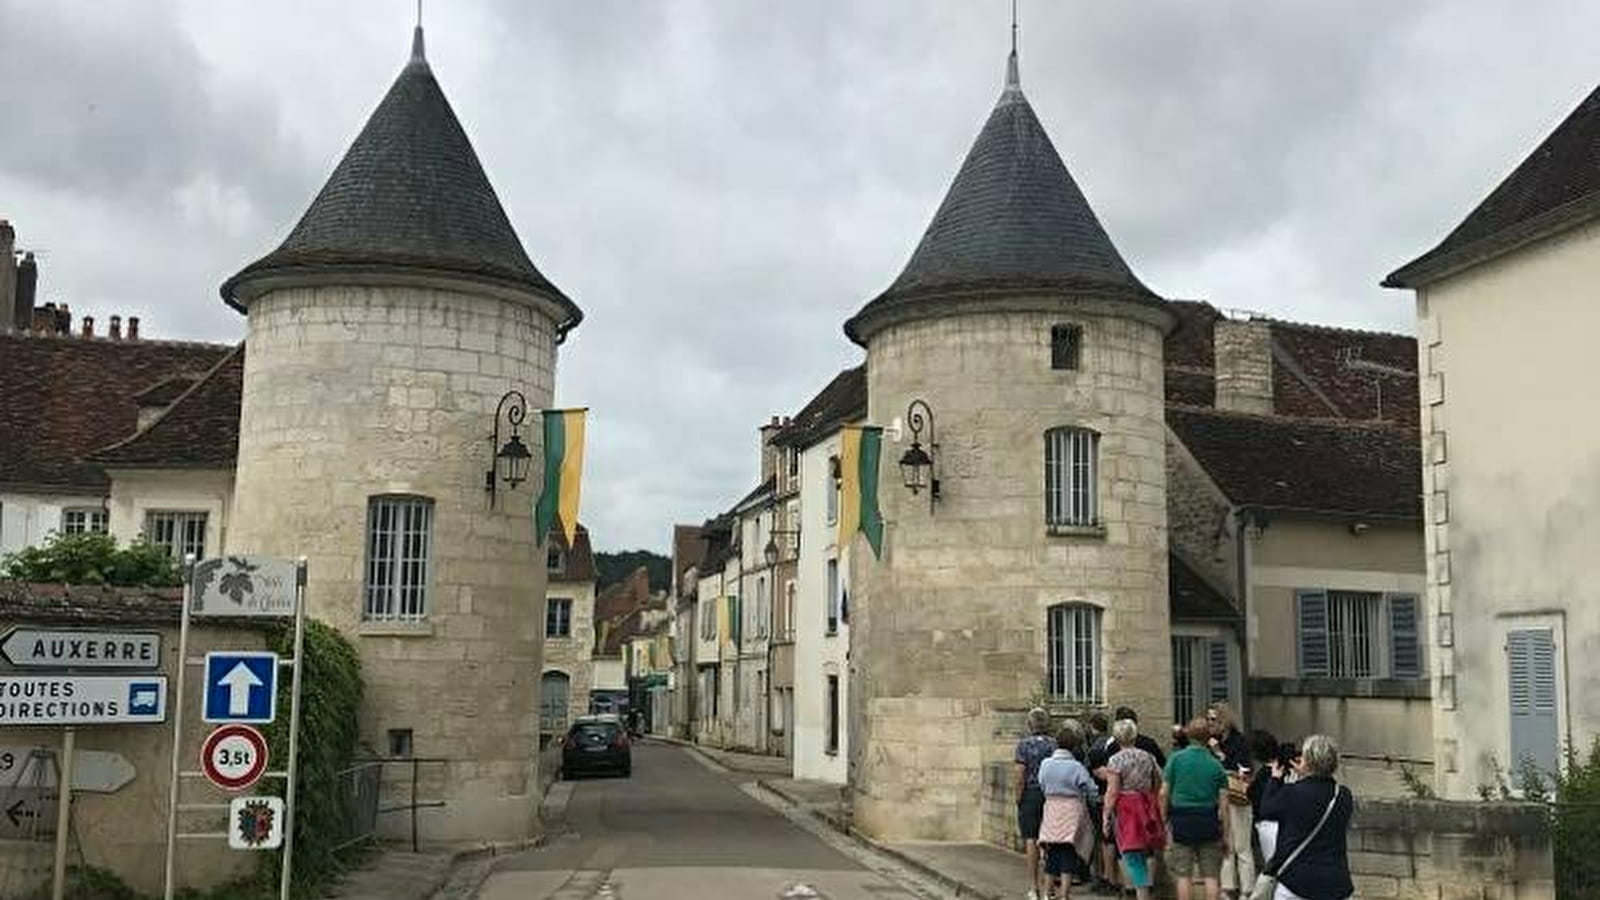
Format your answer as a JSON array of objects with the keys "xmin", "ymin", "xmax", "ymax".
[
  {"xmin": 1047, "ymin": 604, "xmax": 1102, "ymax": 703},
  {"xmin": 1045, "ymin": 428, "xmax": 1099, "ymax": 527},
  {"xmin": 1172, "ymin": 636, "xmax": 1197, "ymax": 726},
  {"xmin": 61, "ymin": 507, "xmax": 108, "ymax": 535},
  {"xmin": 363, "ymin": 496, "xmax": 433, "ymax": 621},
  {"xmin": 546, "ymin": 597, "xmax": 573, "ymax": 638},
  {"xmin": 1051, "ymin": 323, "xmax": 1083, "ymax": 370},
  {"xmin": 1297, "ymin": 589, "xmax": 1422, "ymax": 678},
  {"xmin": 143, "ymin": 510, "xmax": 207, "ymax": 559}
]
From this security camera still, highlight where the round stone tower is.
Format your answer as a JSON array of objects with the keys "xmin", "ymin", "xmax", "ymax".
[
  {"xmin": 842, "ymin": 47, "xmax": 1173, "ymax": 841},
  {"xmin": 220, "ymin": 27, "xmax": 581, "ymax": 842}
]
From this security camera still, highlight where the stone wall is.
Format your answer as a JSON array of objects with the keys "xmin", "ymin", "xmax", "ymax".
[
  {"xmin": 853, "ymin": 306, "xmax": 1170, "ymax": 842},
  {"xmin": 1164, "ymin": 430, "xmax": 1239, "ymax": 599},
  {"xmin": 980, "ymin": 762, "xmax": 1555, "ymax": 899},
  {"xmin": 228, "ymin": 282, "xmax": 557, "ymax": 843}
]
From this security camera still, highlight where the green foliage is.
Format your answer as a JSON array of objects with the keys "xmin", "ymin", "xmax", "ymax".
[
  {"xmin": 1552, "ymin": 738, "xmax": 1600, "ymax": 898},
  {"xmin": 1397, "ymin": 763, "xmax": 1436, "ymax": 798},
  {"xmin": 0, "ymin": 532, "xmax": 179, "ymax": 587},
  {"xmin": 594, "ymin": 550, "xmax": 670, "ymax": 592},
  {"xmin": 17, "ymin": 866, "xmax": 144, "ymax": 900}
]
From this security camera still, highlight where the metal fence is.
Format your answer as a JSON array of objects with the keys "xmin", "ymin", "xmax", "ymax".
[{"xmin": 332, "ymin": 757, "xmax": 448, "ymax": 854}]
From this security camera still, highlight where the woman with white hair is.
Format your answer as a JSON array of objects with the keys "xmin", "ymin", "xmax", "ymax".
[
  {"xmin": 1256, "ymin": 735, "xmax": 1354, "ymax": 900},
  {"xmin": 1101, "ymin": 718, "xmax": 1164, "ymax": 900}
]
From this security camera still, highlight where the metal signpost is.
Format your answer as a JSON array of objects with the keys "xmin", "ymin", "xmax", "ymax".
[
  {"xmin": 0, "ymin": 625, "xmax": 170, "ymax": 900},
  {"xmin": 162, "ymin": 555, "xmax": 307, "ymax": 900}
]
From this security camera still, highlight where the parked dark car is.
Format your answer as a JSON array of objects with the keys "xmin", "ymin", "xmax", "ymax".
[{"xmin": 561, "ymin": 715, "xmax": 632, "ymax": 778}]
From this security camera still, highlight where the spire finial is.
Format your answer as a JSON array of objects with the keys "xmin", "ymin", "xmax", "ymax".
[
  {"xmin": 1006, "ymin": 0, "xmax": 1021, "ymax": 90},
  {"xmin": 411, "ymin": 0, "xmax": 426, "ymax": 62}
]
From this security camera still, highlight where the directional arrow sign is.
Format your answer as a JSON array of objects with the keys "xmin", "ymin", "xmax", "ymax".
[
  {"xmin": 0, "ymin": 746, "xmax": 135, "ymax": 793},
  {"xmin": 0, "ymin": 788, "xmax": 56, "ymax": 839},
  {"xmin": 202, "ymin": 652, "xmax": 277, "ymax": 724},
  {"xmin": 0, "ymin": 628, "xmax": 161, "ymax": 670}
]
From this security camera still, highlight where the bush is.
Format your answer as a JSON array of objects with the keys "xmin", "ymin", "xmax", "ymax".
[
  {"xmin": 0, "ymin": 532, "xmax": 179, "ymax": 587},
  {"xmin": 1553, "ymin": 739, "xmax": 1600, "ymax": 898}
]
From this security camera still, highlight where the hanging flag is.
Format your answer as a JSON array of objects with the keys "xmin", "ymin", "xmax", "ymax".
[
  {"xmin": 837, "ymin": 425, "xmax": 885, "ymax": 558},
  {"xmin": 534, "ymin": 408, "xmax": 587, "ymax": 546}
]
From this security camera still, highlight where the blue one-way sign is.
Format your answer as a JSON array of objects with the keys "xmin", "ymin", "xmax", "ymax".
[{"xmin": 202, "ymin": 652, "xmax": 278, "ymax": 724}]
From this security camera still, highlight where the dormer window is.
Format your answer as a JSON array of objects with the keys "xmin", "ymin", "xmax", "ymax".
[
  {"xmin": 1051, "ymin": 323, "xmax": 1083, "ymax": 370},
  {"xmin": 547, "ymin": 547, "xmax": 566, "ymax": 574}
]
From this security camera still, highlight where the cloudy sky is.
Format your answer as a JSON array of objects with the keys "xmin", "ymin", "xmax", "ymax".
[{"xmin": 3, "ymin": 1, "xmax": 1596, "ymax": 551}]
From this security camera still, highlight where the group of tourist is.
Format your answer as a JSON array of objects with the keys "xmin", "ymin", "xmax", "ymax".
[{"xmin": 1014, "ymin": 704, "xmax": 1353, "ymax": 900}]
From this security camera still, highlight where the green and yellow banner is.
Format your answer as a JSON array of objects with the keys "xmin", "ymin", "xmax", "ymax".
[
  {"xmin": 534, "ymin": 408, "xmax": 587, "ymax": 547},
  {"xmin": 838, "ymin": 425, "xmax": 884, "ymax": 558}
]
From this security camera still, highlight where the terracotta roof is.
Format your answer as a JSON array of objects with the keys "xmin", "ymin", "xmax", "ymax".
[
  {"xmin": 220, "ymin": 28, "xmax": 581, "ymax": 335},
  {"xmin": 1166, "ymin": 405, "xmax": 1422, "ymax": 521},
  {"xmin": 90, "ymin": 345, "xmax": 244, "ymax": 468},
  {"xmin": 771, "ymin": 365, "xmax": 867, "ymax": 450},
  {"xmin": 845, "ymin": 51, "xmax": 1162, "ymax": 345},
  {"xmin": 0, "ymin": 331, "xmax": 232, "ymax": 492},
  {"xmin": 549, "ymin": 523, "xmax": 596, "ymax": 583},
  {"xmin": 594, "ymin": 567, "xmax": 652, "ymax": 656},
  {"xmin": 1386, "ymin": 82, "xmax": 1600, "ymax": 288},
  {"xmin": 1169, "ymin": 554, "xmax": 1237, "ymax": 622},
  {"xmin": 672, "ymin": 524, "xmax": 704, "ymax": 594}
]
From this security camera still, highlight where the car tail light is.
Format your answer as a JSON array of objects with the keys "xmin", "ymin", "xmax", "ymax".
[{"xmin": 612, "ymin": 731, "xmax": 629, "ymax": 749}]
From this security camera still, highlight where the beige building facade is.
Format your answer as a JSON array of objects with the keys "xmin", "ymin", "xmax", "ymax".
[
  {"xmin": 1387, "ymin": 82, "xmax": 1600, "ymax": 798},
  {"xmin": 542, "ymin": 526, "xmax": 597, "ymax": 733}
]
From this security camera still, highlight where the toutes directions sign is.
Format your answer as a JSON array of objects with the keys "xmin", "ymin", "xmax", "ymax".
[{"xmin": 0, "ymin": 675, "xmax": 168, "ymax": 726}]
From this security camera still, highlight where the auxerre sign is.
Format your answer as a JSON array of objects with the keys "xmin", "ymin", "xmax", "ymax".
[
  {"xmin": 192, "ymin": 556, "xmax": 297, "ymax": 617},
  {"xmin": 0, "ymin": 628, "xmax": 161, "ymax": 670}
]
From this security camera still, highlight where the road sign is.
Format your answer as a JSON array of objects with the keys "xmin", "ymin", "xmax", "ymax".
[
  {"xmin": 0, "ymin": 746, "xmax": 135, "ymax": 793},
  {"xmin": 0, "ymin": 788, "xmax": 57, "ymax": 839},
  {"xmin": 201, "ymin": 725, "xmax": 269, "ymax": 791},
  {"xmin": 228, "ymin": 795, "xmax": 284, "ymax": 850},
  {"xmin": 0, "ymin": 674, "xmax": 167, "ymax": 726},
  {"xmin": 0, "ymin": 628, "xmax": 161, "ymax": 670},
  {"xmin": 192, "ymin": 556, "xmax": 297, "ymax": 618},
  {"xmin": 203, "ymin": 652, "xmax": 277, "ymax": 724}
]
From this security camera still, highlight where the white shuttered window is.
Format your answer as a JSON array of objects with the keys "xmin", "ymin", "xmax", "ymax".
[
  {"xmin": 1045, "ymin": 428, "xmax": 1099, "ymax": 527},
  {"xmin": 364, "ymin": 496, "xmax": 433, "ymax": 621}
]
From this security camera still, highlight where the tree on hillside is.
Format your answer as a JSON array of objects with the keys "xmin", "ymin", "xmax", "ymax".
[{"xmin": 594, "ymin": 550, "xmax": 670, "ymax": 592}]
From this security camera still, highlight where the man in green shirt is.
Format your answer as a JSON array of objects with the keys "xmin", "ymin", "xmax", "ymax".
[{"xmin": 1160, "ymin": 717, "xmax": 1228, "ymax": 900}]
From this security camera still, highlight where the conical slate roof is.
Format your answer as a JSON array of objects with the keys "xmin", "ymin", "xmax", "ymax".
[
  {"xmin": 846, "ymin": 51, "xmax": 1160, "ymax": 345},
  {"xmin": 222, "ymin": 28, "xmax": 581, "ymax": 331}
]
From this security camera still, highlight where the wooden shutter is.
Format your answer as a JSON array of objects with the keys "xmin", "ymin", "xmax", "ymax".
[
  {"xmin": 1507, "ymin": 628, "xmax": 1560, "ymax": 775},
  {"xmin": 1208, "ymin": 639, "xmax": 1231, "ymax": 703},
  {"xmin": 1297, "ymin": 590, "xmax": 1330, "ymax": 677},
  {"xmin": 1389, "ymin": 595, "xmax": 1421, "ymax": 678}
]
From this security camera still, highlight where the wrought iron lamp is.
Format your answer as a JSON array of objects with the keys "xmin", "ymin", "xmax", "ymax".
[
  {"xmin": 486, "ymin": 390, "xmax": 531, "ymax": 507},
  {"xmin": 899, "ymin": 398, "xmax": 940, "ymax": 511}
]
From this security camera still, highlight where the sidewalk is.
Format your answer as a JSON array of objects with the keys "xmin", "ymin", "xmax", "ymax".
[
  {"xmin": 654, "ymin": 735, "xmax": 793, "ymax": 776},
  {"xmin": 756, "ymin": 775, "xmax": 1022, "ymax": 900}
]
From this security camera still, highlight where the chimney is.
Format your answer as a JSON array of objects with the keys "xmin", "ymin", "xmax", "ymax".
[
  {"xmin": 1213, "ymin": 315, "xmax": 1274, "ymax": 414},
  {"xmin": 81, "ymin": 315, "xmax": 95, "ymax": 338},
  {"xmin": 15, "ymin": 251, "xmax": 37, "ymax": 331},
  {"xmin": 55, "ymin": 303, "xmax": 70, "ymax": 335},
  {"xmin": 127, "ymin": 316, "xmax": 140, "ymax": 340},
  {"xmin": 0, "ymin": 221, "xmax": 14, "ymax": 330},
  {"xmin": 109, "ymin": 314, "xmax": 122, "ymax": 340},
  {"xmin": 759, "ymin": 416, "xmax": 786, "ymax": 482}
]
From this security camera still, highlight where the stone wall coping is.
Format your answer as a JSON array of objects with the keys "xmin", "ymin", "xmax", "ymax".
[
  {"xmin": 0, "ymin": 581, "xmax": 275, "ymax": 629},
  {"xmin": 1354, "ymin": 798, "xmax": 1550, "ymax": 839},
  {"xmin": 1250, "ymin": 676, "xmax": 1431, "ymax": 700}
]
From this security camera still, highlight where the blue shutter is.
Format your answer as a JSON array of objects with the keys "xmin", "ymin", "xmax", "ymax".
[
  {"xmin": 1297, "ymin": 590, "xmax": 1330, "ymax": 677},
  {"xmin": 1389, "ymin": 595, "xmax": 1421, "ymax": 678},
  {"xmin": 1208, "ymin": 639, "xmax": 1231, "ymax": 703},
  {"xmin": 1507, "ymin": 629, "xmax": 1559, "ymax": 776}
]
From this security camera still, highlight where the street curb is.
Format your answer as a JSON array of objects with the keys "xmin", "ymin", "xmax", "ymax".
[{"xmin": 752, "ymin": 779, "xmax": 1002, "ymax": 900}]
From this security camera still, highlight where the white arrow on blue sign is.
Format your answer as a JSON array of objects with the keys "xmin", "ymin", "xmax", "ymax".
[{"xmin": 202, "ymin": 652, "xmax": 278, "ymax": 724}]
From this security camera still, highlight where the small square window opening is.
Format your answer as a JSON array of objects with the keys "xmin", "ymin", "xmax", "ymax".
[{"xmin": 1051, "ymin": 324, "xmax": 1083, "ymax": 370}]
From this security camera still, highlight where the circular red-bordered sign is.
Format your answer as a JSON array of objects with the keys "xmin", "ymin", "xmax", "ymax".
[{"xmin": 200, "ymin": 724, "xmax": 269, "ymax": 792}]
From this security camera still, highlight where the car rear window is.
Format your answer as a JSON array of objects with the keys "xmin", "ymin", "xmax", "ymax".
[{"xmin": 573, "ymin": 722, "xmax": 619, "ymax": 739}]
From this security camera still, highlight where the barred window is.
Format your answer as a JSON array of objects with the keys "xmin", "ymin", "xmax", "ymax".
[
  {"xmin": 62, "ymin": 507, "xmax": 108, "ymax": 535},
  {"xmin": 364, "ymin": 496, "xmax": 433, "ymax": 621},
  {"xmin": 1047, "ymin": 603, "xmax": 1102, "ymax": 703},
  {"xmin": 1051, "ymin": 323, "xmax": 1083, "ymax": 370},
  {"xmin": 1045, "ymin": 427, "xmax": 1099, "ymax": 527},
  {"xmin": 1297, "ymin": 590, "xmax": 1422, "ymax": 679},
  {"xmin": 143, "ymin": 510, "xmax": 207, "ymax": 559}
]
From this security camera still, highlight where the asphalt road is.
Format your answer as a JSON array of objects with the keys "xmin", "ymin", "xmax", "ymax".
[{"xmin": 473, "ymin": 742, "xmax": 935, "ymax": 900}]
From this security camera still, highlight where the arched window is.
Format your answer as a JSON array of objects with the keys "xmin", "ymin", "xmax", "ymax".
[
  {"xmin": 363, "ymin": 495, "xmax": 434, "ymax": 621},
  {"xmin": 540, "ymin": 671, "xmax": 571, "ymax": 732},
  {"xmin": 1045, "ymin": 427, "xmax": 1099, "ymax": 527},
  {"xmin": 1048, "ymin": 603, "xmax": 1102, "ymax": 703}
]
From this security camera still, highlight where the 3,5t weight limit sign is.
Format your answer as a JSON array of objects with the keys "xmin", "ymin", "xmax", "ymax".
[{"xmin": 200, "ymin": 725, "xmax": 269, "ymax": 792}]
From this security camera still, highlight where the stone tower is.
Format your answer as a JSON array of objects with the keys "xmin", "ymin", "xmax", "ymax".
[
  {"xmin": 220, "ymin": 27, "xmax": 582, "ymax": 841},
  {"xmin": 842, "ymin": 47, "xmax": 1173, "ymax": 841}
]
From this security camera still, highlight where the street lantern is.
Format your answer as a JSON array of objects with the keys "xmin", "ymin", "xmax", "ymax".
[
  {"xmin": 486, "ymin": 389, "xmax": 530, "ymax": 508},
  {"xmin": 899, "ymin": 398, "xmax": 940, "ymax": 511},
  {"xmin": 763, "ymin": 537, "xmax": 780, "ymax": 567}
]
